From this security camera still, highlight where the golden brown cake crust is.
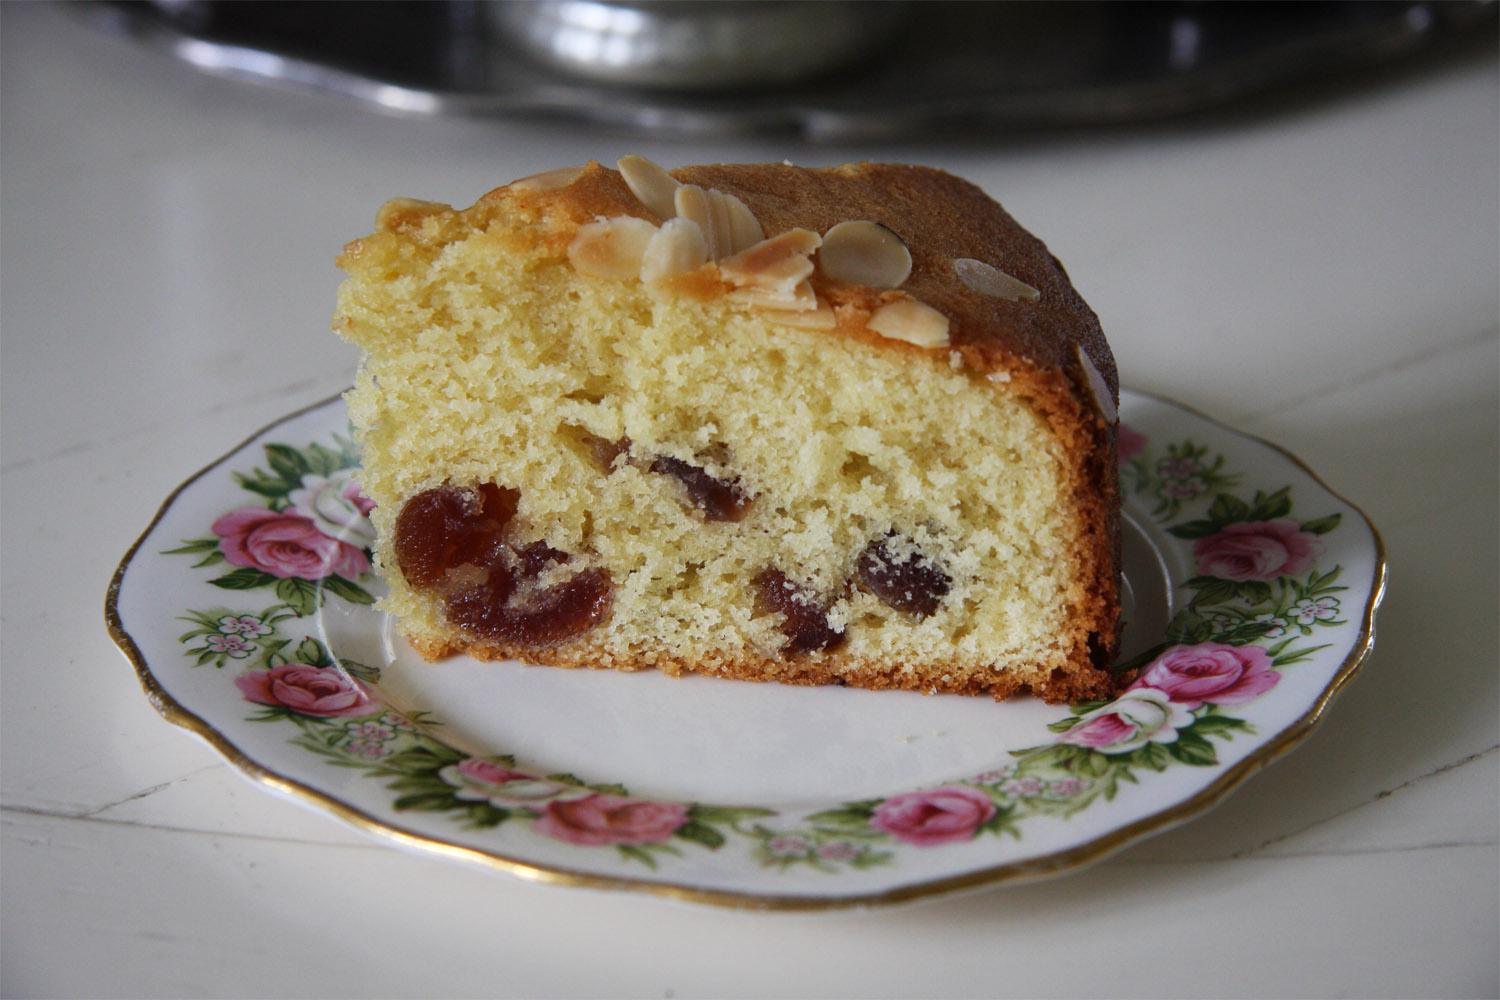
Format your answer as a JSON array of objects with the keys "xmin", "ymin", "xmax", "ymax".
[
  {"xmin": 360, "ymin": 161, "xmax": 1117, "ymax": 446},
  {"xmin": 405, "ymin": 631, "xmax": 1116, "ymax": 702},
  {"xmin": 467, "ymin": 161, "xmax": 1116, "ymax": 392},
  {"xmin": 677, "ymin": 163, "xmax": 1113, "ymax": 387},
  {"xmin": 339, "ymin": 159, "xmax": 1125, "ymax": 703}
]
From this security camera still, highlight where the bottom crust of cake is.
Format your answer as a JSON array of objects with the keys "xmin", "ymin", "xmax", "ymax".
[{"xmin": 403, "ymin": 629, "xmax": 1123, "ymax": 705}]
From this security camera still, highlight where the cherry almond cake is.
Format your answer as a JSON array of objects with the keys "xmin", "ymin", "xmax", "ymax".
[{"xmin": 332, "ymin": 157, "xmax": 1123, "ymax": 702}]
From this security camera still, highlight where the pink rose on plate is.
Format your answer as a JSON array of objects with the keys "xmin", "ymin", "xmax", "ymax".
[
  {"xmin": 439, "ymin": 758, "xmax": 590, "ymax": 805},
  {"xmin": 453, "ymin": 757, "xmax": 530, "ymax": 786},
  {"xmin": 869, "ymin": 786, "xmax": 996, "ymax": 847},
  {"xmin": 212, "ymin": 506, "xmax": 370, "ymax": 580},
  {"xmin": 235, "ymin": 664, "xmax": 376, "ymax": 717},
  {"xmin": 1192, "ymin": 518, "xmax": 1322, "ymax": 582},
  {"xmin": 1132, "ymin": 642, "xmax": 1279, "ymax": 709},
  {"xmin": 532, "ymin": 794, "xmax": 690, "ymax": 846},
  {"xmin": 288, "ymin": 470, "xmax": 377, "ymax": 548},
  {"xmin": 1058, "ymin": 687, "xmax": 1193, "ymax": 755},
  {"xmin": 1117, "ymin": 424, "xmax": 1147, "ymax": 465}
]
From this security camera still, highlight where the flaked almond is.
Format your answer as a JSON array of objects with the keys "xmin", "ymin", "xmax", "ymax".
[
  {"xmin": 952, "ymin": 257, "xmax": 1039, "ymax": 301},
  {"xmin": 867, "ymin": 298, "xmax": 950, "ymax": 349},
  {"xmin": 818, "ymin": 220, "xmax": 911, "ymax": 289},
  {"xmin": 729, "ymin": 279, "xmax": 820, "ymax": 313},
  {"xmin": 567, "ymin": 216, "xmax": 658, "ymax": 280},
  {"xmin": 1076, "ymin": 343, "xmax": 1117, "ymax": 424},
  {"xmin": 618, "ymin": 155, "xmax": 680, "ymax": 219},
  {"xmin": 706, "ymin": 188, "xmax": 735, "ymax": 259},
  {"xmin": 761, "ymin": 303, "xmax": 837, "ymax": 329},
  {"xmin": 719, "ymin": 228, "xmax": 819, "ymax": 285},
  {"xmin": 671, "ymin": 184, "xmax": 764, "ymax": 260},
  {"xmin": 724, "ymin": 195, "xmax": 765, "ymax": 256},
  {"xmin": 510, "ymin": 164, "xmax": 586, "ymax": 192},
  {"xmin": 720, "ymin": 229, "xmax": 821, "ymax": 310},
  {"xmin": 673, "ymin": 185, "xmax": 724, "ymax": 259},
  {"xmin": 640, "ymin": 217, "xmax": 709, "ymax": 282},
  {"xmin": 375, "ymin": 198, "xmax": 448, "ymax": 231}
]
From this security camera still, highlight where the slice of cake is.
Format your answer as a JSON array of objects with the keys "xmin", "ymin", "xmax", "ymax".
[{"xmin": 332, "ymin": 157, "xmax": 1122, "ymax": 702}]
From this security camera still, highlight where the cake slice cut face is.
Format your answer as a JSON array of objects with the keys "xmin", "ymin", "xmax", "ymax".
[{"xmin": 333, "ymin": 158, "xmax": 1122, "ymax": 702}]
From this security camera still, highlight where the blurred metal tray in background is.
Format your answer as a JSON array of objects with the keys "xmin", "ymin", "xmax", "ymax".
[{"xmin": 83, "ymin": 1, "xmax": 1495, "ymax": 139}]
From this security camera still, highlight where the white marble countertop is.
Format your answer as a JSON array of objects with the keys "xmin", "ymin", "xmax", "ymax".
[{"xmin": 3, "ymin": 4, "xmax": 1496, "ymax": 997}]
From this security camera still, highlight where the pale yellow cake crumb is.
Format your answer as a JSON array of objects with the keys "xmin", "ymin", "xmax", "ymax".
[{"xmin": 334, "ymin": 159, "xmax": 1122, "ymax": 702}]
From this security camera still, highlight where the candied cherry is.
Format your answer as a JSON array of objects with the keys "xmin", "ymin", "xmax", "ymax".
[
  {"xmin": 394, "ymin": 483, "xmax": 612, "ymax": 648},
  {"xmin": 394, "ymin": 483, "xmax": 517, "ymax": 588},
  {"xmin": 447, "ymin": 566, "xmax": 613, "ymax": 647},
  {"xmin": 856, "ymin": 534, "xmax": 951, "ymax": 618},
  {"xmin": 754, "ymin": 568, "xmax": 846, "ymax": 653},
  {"xmin": 582, "ymin": 432, "xmax": 631, "ymax": 473},
  {"xmin": 650, "ymin": 455, "xmax": 751, "ymax": 522}
]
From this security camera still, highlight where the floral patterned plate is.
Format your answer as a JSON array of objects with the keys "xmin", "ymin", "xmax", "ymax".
[{"xmin": 107, "ymin": 390, "xmax": 1384, "ymax": 909}]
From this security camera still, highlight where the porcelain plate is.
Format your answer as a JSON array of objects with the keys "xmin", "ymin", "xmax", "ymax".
[{"xmin": 107, "ymin": 390, "xmax": 1384, "ymax": 909}]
